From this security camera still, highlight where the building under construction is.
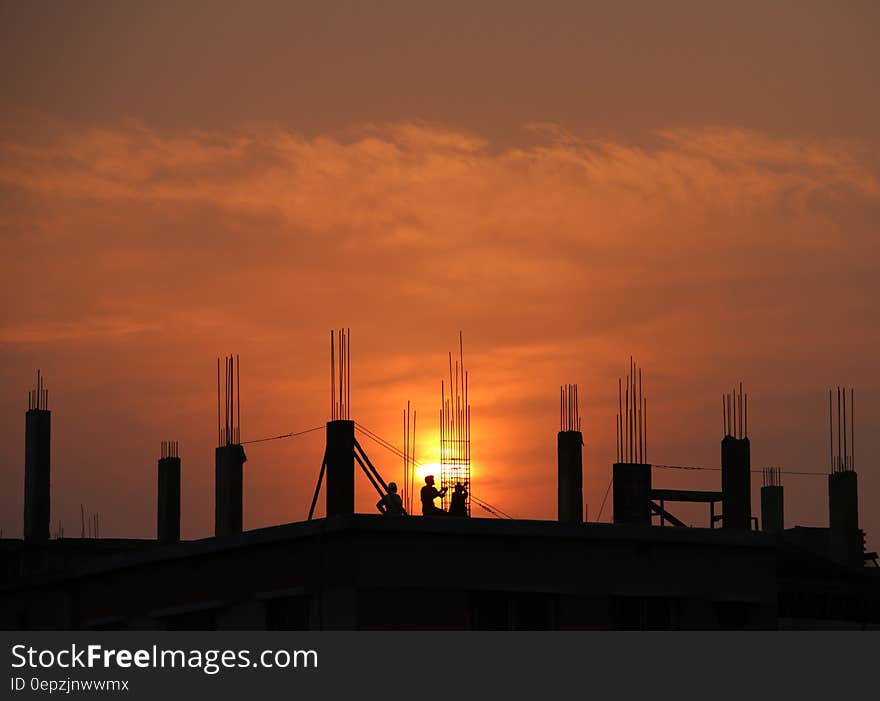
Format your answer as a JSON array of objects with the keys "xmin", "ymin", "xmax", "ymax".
[{"xmin": 1, "ymin": 348, "xmax": 878, "ymax": 630}]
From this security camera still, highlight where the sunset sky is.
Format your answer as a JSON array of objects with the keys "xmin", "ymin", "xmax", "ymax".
[{"xmin": 2, "ymin": 1, "xmax": 879, "ymax": 547}]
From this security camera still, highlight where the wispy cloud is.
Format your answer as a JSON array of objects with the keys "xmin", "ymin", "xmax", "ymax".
[
  {"xmin": 0, "ymin": 317, "xmax": 161, "ymax": 344},
  {"xmin": 0, "ymin": 120, "xmax": 878, "ymax": 538}
]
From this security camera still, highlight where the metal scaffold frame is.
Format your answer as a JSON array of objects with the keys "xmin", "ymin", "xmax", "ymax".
[{"xmin": 440, "ymin": 332, "xmax": 470, "ymax": 514}]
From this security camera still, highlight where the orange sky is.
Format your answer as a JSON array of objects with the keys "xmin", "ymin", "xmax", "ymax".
[{"xmin": 1, "ymin": 1, "xmax": 879, "ymax": 547}]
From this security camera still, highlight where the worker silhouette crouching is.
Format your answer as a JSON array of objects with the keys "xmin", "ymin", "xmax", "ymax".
[
  {"xmin": 377, "ymin": 482, "xmax": 405, "ymax": 515},
  {"xmin": 420, "ymin": 475, "xmax": 448, "ymax": 515},
  {"xmin": 448, "ymin": 481, "xmax": 469, "ymax": 517}
]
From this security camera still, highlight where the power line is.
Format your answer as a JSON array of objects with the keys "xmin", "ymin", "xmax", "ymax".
[
  {"xmin": 652, "ymin": 463, "xmax": 826, "ymax": 476},
  {"xmin": 355, "ymin": 422, "xmax": 414, "ymax": 464},
  {"xmin": 241, "ymin": 425, "xmax": 324, "ymax": 445}
]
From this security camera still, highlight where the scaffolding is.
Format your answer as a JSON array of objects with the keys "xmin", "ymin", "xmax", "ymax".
[{"xmin": 440, "ymin": 332, "xmax": 470, "ymax": 514}]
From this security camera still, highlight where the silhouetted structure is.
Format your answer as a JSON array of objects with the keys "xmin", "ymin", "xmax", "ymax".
[
  {"xmin": 440, "ymin": 333, "xmax": 470, "ymax": 514},
  {"xmin": 157, "ymin": 441, "xmax": 181, "ymax": 544},
  {"xmin": 613, "ymin": 463, "xmax": 652, "ymax": 525},
  {"xmin": 24, "ymin": 371, "xmax": 50, "ymax": 543},
  {"xmin": 402, "ymin": 401, "xmax": 417, "ymax": 515},
  {"xmin": 761, "ymin": 468, "xmax": 784, "ymax": 534},
  {"xmin": 215, "ymin": 355, "xmax": 246, "ymax": 537},
  {"xmin": 721, "ymin": 384, "xmax": 751, "ymax": 530},
  {"xmin": 308, "ymin": 329, "xmax": 398, "ymax": 520},
  {"xmin": 829, "ymin": 470, "xmax": 860, "ymax": 567},
  {"xmin": 828, "ymin": 386, "xmax": 861, "ymax": 567},
  {"xmin": 3, "ymin": 515, "xmax": 878, "ymax": 630},
  {"xmin": 325, "ymin": 420, "xmax": 356, "ymax": 516},
  {"xmin": 215, "ymin": 445, "xmax": 246, "ymax": 537},
  {"xmin": 4, "ymin": 359, "xmax": 879, "ymax": 631},
  {"xmin": 612, "ymin": 359, "xmax": 652, "ymax": 525},
  {"xmin": 557, "ymin": 384, "xmax": 584, "ymax": 523}
]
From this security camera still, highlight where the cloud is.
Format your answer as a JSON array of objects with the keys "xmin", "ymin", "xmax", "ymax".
[
  {"xmin": 0, "ymin": 119, "xmax": 878, "ymax": 539},
  {"xmin": 0, "ymin": 316, "xmax": 161, "ymax": 344},
  {"xmin": 3, "ymin": 120, "xmax": 877, "ymax": 373},
  {"xmin": 3, "ymin": 121, "xmax": 877, "ymax": 221}
]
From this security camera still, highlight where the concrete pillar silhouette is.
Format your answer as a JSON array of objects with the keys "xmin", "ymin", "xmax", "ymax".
[
  {"xmin": 325, "ymin": 420, "xmax": 355, "ymax": 517},
  {"xmin": 828, "ymin": 470, "xmax": 861, "ymax": 567},
  {"xmin": 760, "ymin": 485, "xmax": 783, "ymax": 534},
  {"xmin": 721, "ymin": 436, "xmax": 751, "ymax": 530},
  {"xmin": 158, "ymin": 453, "xmax": 181, "ymax": 543},
  {"xmin": 24, "ymin": 407, "xmax": 51, "ymax": 541},
  {"xmin": 557, "ymin": 430, "xmax": 583, "ymax": 523},
  {"xmin": 613, "ymin": 462, "xmax": 651, "ymax": 525},
  {"xmin": 215, "ymin": 444, "xmax": 246, "ymax": 537}
]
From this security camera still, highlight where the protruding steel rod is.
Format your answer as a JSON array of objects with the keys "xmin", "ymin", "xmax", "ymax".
[
  {"xmin": 329, "ymin": 330, "xmax": 333, "ymax": 420},
  {"xmin": 412, "ymin": 409, "xmax": 417, "ymax": 515},
  {"xmin": 223, "ymin": 357, "xmax": 226, "ymax": 443},
  {"xmin": 728, "ymin": 394, "xmax": 732, "ymax": 438},
  {"xmin": 829, "ymin": 389, "xmax": 833, "ymax": 471},
  {"xmin": 615, "ymin": 415, "xmax": 620, "ymax": 462},
  {"xmin": 625, "ymin": 377, "xmax": 630, "ymax": 462},
  {"xmin": 638, "ymin": 368, "xmax": 643, "ymax": 462},
  {"xmin": 217, "ymin": 358, "xmax": 221, "ymax": 445},
  {"xmin": 843, "ymin": 387, "xmax": 849, "ymax": 470},
  {"xmin": 347, "ymin": 327, "xmax": 351, "ymax": 419},
  {"xmin": 738, "ymin": 382, "xmax": 743, "ymax": 439},
  {"xmin": 237, "ymin": 354, "xmax": 241, "ymax": 443},
  {"xmin": 630, "ymin": 358, "xmax": 635, "ymax": 461},
  {"xmin": 837, "ymin": 386, "xmax": 842, "ymax": 471},
  {"xmin": 618, "ymin": 378, "xmax": 623, "ymax": 461}
]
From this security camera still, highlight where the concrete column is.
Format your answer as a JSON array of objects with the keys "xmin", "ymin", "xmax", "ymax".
[
  {"xmin": 721, "ymin": 436, "xmax": 751, "ymax": 529},
  {"xmin": 325, "ymin": 420, "xmax": 355, "ymax": 517},
  {"xmin": 613, "ymin": 462, "xmax": 651, "ymax": 525},
  {"xmin": 828, "ymin": 470, "xmax": 860, "ymax": 568},
  {"xmin": 157, "ymin": 456, "xmax": 181, "ymax": 543},
  {"xmin": 24, "ymin": 408, "xmax": 51, "ymax": 542},
  {"xmin": 215, "ymin": 444, "xmax": 246, "ymax": 537},
  {"xmin": 557, "ymin": 430, "xmax": 583, "ymax": 523},
  {"xmin": 760, "ymin": 485, "xmax": 783, "ymax": 534}
]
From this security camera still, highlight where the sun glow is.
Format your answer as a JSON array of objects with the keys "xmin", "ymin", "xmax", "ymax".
[{"xmin": 414, "ymin": 462, "xmax": 441, "ymax": 484}]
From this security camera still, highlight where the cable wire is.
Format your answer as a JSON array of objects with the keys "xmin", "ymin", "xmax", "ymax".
[
  {"xmin": 652, "ymin": 463, "xmax": 826, "ymax": 476},
  {"xmin": 241, "ymin": 425, "xmax": 324, "ymax": 445}
]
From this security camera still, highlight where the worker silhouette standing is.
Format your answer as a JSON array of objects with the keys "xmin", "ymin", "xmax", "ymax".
[
  {"xmin": 449, "ymin": 481, "xmax": 469, "ymax": 517},
  {"xmin": 420, "ymin": 475, "xmax": 448, "ymax": 515},
  {"xmin": 376, "ymin": 482, "xmax": 405, "ymax": 515}
]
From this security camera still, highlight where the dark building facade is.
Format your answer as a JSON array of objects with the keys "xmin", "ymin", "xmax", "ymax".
[{"xmin": 2, "ymin": 516, "xmax": 878, "ymax": 630}]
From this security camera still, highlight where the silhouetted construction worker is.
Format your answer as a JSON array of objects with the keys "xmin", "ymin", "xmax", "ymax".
[
  {"xmin": 377, "ymin": 482, "xmax": 405, "ymax": 515},
  {"xmin": 420, "ymin": 475, "xmax": 447, "ymax": 515},
  {"xmin": 449, "ymin": 481, "xmax": 469, "ymax": 517}
]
